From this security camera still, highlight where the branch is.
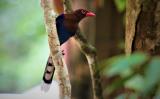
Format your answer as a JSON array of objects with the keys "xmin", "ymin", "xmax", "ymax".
[
  {"xmin": 63, "ymin": 1, "xmax": 103, "ymax": 99},
  {"xmin": 125, "ymin": 0, "xmax": 142, "ymax": 55},
  {"xmin": 41, "ymin": 0, "xmax": 71, "ymax": 99},
  {"xmin": 75, "ymin": 29, "xmax": 103, "ymax": 99}
]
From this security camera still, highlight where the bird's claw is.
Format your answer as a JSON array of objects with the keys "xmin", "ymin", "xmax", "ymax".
[{"xmin": 62, "ymin": 50, "xmax": 65, "ymax": 55}]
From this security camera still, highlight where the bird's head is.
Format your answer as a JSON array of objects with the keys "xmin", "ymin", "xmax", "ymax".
[{"xmin": 73, "ymin": 9, "xmax": 95, "ymax": 21}]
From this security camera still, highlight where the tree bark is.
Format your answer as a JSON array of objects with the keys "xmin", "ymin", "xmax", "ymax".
[
  {"xmin": 125, "ymin": 0, "xmax": 142, "ymax": 55},
  {"xmin": 41, "ymin": 0, "xmax": 71, "ymax": 99},
  {"xmin": 125, "ymin": 0, "xmax": 160, "ymax": 55},
  {"xmin": 125, "ymin": 1, "xmax": 160, "ymax": 98}
]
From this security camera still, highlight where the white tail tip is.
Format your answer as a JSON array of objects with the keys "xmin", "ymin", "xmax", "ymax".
[{"xmin": 41, "ymin": 81, "xmax": 51, "ymax": 92}]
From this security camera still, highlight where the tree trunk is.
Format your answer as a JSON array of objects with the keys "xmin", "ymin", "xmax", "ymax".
[
  {"xmin": 125, "ymin": 1, "xmax": 160, "ymax": 98},
  {"xmin": 96, "ymin": 0, "xmax": 124, "ymax": 60},
  {"xmin": 41, "ymin": 0, "xmax": 71, "ymax": 98},
  {"xmin": 125, "ymin": 0, "xmax": 160, "ymax": 55}
]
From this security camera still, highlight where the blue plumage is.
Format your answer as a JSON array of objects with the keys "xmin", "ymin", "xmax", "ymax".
[{"xmin": 56, "ymin": 14, "xmax": 75, "ymax": 45}]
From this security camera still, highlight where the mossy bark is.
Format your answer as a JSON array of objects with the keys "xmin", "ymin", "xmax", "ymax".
[{"xmin": 125, "ymin": 0, "xmax": 160, "ymax": 55}]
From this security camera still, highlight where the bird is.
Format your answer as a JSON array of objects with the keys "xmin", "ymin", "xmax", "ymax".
[
  {"xmin": 56, "ymin": 9, "xmax": 95, "ymax": 45},
  {"xmin": 42, "ymin": 9, "xmax": 95, "ymax": 91}
]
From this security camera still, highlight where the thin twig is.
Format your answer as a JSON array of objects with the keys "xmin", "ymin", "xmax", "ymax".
[
  {"xmin": 41, "ymin": 0, "xmax": 71, "ymax": 99},
  {"xmin": 63, "ymin": 0, "xmax": 103, "ymax": 99}
]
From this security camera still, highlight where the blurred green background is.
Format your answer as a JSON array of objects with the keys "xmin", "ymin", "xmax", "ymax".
[{"xmin": 0, "ymin": 0, "xmax": 48, "ymax": 92}]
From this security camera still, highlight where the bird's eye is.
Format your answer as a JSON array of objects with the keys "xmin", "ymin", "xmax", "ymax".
[{"xmin": 81, "ymin": 10, "xmax": 86, "ymax": 14}]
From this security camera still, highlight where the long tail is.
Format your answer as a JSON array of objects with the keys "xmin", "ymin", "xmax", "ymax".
[
  {"xmin": 41, "ymin": 55, "xmax": 55, "ymax": 91},
  {"xmin": 43, "ymin": 55, "xmax": 55, "ymax": 84}
]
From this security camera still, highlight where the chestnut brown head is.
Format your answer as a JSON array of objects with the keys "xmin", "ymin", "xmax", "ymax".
[{"xmin": 73, "ymin": 9, "xmax": 95, "ymax": 21}]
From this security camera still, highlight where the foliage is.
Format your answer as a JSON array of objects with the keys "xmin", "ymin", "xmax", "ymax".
[
  {"xmin": 101, "ymin": 52, "xmax": 160, "ymax": 98},
  {"xmin": 114, "ymin": 0, "xmax": 126, "ymax": 13},
  {"xmin": 0, "ymin": 0, "xmax": 49, "ymax": 92}
]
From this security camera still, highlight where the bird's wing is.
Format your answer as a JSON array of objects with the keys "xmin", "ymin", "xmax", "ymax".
[{"xmin": 56, "ymin": 14, "xmax": 76, "ymax": 45}]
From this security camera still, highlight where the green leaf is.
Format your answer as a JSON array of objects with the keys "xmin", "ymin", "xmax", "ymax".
[
  {"xmin": 143, "ymin": 57, "xmax": 160, "ymax": 93},
  {"xmin": 125, "ymin": 74, "xmax": 144, "ymax": 91},
  {"xmin": 103, "ymin": 52, "xmax": 148, "ymax": 77},
  {"xmin": 115, "ymin": 94, "xmax": 126, "ymax": 99},
  {"xmin": 115, "ymin": 93, "xmax": 139, "ymax": 99},
  {"xmin": 114, "ymin": 0, "xmax": 126, "ymax": 12}
]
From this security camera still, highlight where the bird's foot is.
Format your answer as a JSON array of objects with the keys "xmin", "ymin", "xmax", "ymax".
[{"xmin": 62, "ymin": 50, "xmax": 65, "ymax": 55}]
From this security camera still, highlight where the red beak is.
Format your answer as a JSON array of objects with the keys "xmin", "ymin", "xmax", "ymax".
[{"xmin": 86, "ymin": 12, "xmax": 96, "ymax": 17}]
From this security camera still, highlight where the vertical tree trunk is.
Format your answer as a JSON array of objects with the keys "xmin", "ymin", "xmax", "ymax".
[
  {"xmin": 41, "ymin": 0, "xmax": 71, "ymax": 98},
  {"xmin": 125, "ymin": 0, "xmax": 160, "ymax": 55},
  {"xmin": 96, "ymin": 0, "xmax": 124, "ymax": 59},
  {"xmin": 125, "ymin": 1, "xmax": 160, "ymax": 98}
]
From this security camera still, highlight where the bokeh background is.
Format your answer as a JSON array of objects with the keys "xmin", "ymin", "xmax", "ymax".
[
  {"xmin": 0, "ymin": 0, "xmax": 48, "ymax": 93},
  {"xmin": 0, "ymin": 0, "xmax": 160, "ymax": 99}
]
